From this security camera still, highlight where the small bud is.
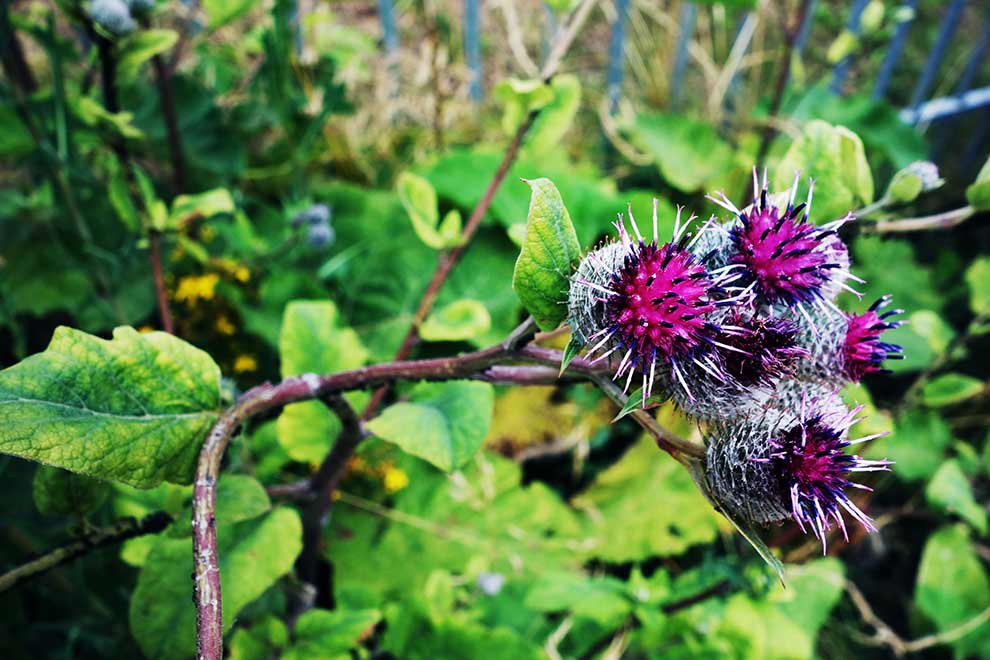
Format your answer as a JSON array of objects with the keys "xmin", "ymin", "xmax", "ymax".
[
  {"xmin": 885, "ymin": 161, "xmax": 943, "ymax": 204},
  {"xmin": 307, "ymin": 222, "xmax": 335, "ymax": 249},
  {"xmin": 89, "ymin": 0, "xmax": 137, "ymax": 36},
  {"xmin": 291, "ymin": 204, "xmax": 332, "ymax": 228}
]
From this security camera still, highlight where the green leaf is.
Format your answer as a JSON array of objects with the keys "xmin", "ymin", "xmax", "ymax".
[
  {"xmin": 130, "ymin": 507, "xmax": 302, "ymax": 660},
  {"xmin": 826, "ymin": 30, "xmax": 858, "ymax": 64},
  {"xmin": 0, "ymin": 327, "xmax": 220, "ymax": 488},
  {"xmin": 419, "ymin": 299, "xmax": 492, "ymax": 342},
  {"xmin": 281, "ymin": 609, "xmax": 382, "ymax": 660},
  {"xmin": 965, "ymin": 156, "xmax": 990, "ymax": 211},
  {"xmin": 76, "ymin": 97, "xmax": 145, "ymax": 140},
  {"xmin": 276, "ymin": 301, "xmax": 369, "ymax": 464},
  {"xmin": 868, "ymin": 409, "xmax": 951, "ymax": 482},
  {"xmin": 397, "ymin": 171, "xmax": 459, "ymax": 249},
  {"xmin": 925, "ymin": 461, "xmax": 989, "ymax": 534},
  {"xmin": 774, "ymin": 120, "xmax": 874, "ymax": 223},
  {"xmin": 229, "ymin": 616, "xmax": 288, "ymax": 660},
  {"xmin": 922, "ymin": 373, "xmax": 984, "ymax": 408},
  {"xmin": 167, "ymin": 188, "xmax": 236, "ymax": 229},
  {"xmin": 527, "ymin": 75, "xmax": 582, "ymax": 154},
  {"xmin": 511, "ymin": 178, "xmax": 581, "ymax": 331},
  {"xmin": 203, "ymin": 0, "xmax": 258, "ymax": 29},
  {"xmin": 493, "ymin": 78, "xmax": 555, "ymax": 136},
  {"xmin": 524, "ymin": 572, "xmax": 632, "ymax": 627},
  {"xmin": 915, "ymin": 525, "xmax": 990, "ymax": 658},
  {"xmin": 118, "ymin": 30, "xmax": 179, "ymax": 79},
  {"xmin": 574, "ymin": 437, "xmax": 722, "ymax": 561},
  {"xmin": 366, "ymin": 381, "xmax": 494, "ymax": 472},
  {"xmin": 33, "ymin": 465, "xmax": 109, "ymax": 517},
  {"xmin": 166, "ymin": 474, "xmax": 271, "ymax": 537},
  {"xmin": 629, "ymin": 112, "xmax": 734, "ymax": 192},
  {"xmin": 559, "ymin": 336, "xmax": 581, "ymax": 376},
  {"xmin": 107, "ymin": 158, "xmax": 142, "ymax": 232},
  {"xmin": 965, "ymin": 257, "xmax": 990, "ymax": 316}
]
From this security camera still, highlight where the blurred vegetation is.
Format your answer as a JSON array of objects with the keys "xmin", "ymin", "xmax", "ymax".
[{"xmin": 1, "ymin": 0, "xmax": 989, "ymax": 658}]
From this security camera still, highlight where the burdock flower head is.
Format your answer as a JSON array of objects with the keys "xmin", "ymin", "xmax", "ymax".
[
  {"xmin": 705, "ymin": 168, "xmax": 858, "ymax": 308},
  {"xmin": 705, "ymin": 383, "xmax": 891, "ymax": 551},
  {"xmin": 786, "ymin": 296, "xmax": 904, "ymax": 386},
  {"xmin": 568, "ymin": 202, "xmax": 752, "ymax": 402},
  {"xmin": 657, "ymin": 306, "xmax": 808, "ymax": 421}
]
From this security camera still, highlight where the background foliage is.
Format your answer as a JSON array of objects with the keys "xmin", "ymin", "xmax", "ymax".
[{"xmin": 1, "ymin": 0, "xmax": 989, "ymax": 658}]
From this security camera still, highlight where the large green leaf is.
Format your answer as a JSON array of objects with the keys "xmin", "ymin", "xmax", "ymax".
[
  {"xmin": 773, "ymin": 120, "xmax": 874, "ymax": 223},
  {"xmin": 925, "ymin": 461, "xmax": 988, "ymax": 534},
  {"xmin": 32, "ymin": 465, "xmax": 109, "ymax": 517},
  {"xmin": 922, "ymin": 373, "xmax": 984, "ymax": 408},
  {"xmin": 129, "ymin": 507, "xmax": 302, "ymax": 660},
  {"xmin": 524, "ymin": 572, "xmax": 631, "ymax": 627},
  {"xmin": 526, "ymin": 75, "xmax": 582, "ymax": 155},
  {"xmin": 629, "ymin": 112, "xmax": 734, "ymax": 192},
  {"xmin": 866, "ymin": 409, "xmax": 951, "ymax": 482},
  {"xmin": 166, "ymin": 474, "xmax": 271, "ymax": 537},
  {"xmin": 419, "ymin": 299, "xmax": 492, "ymax": 342},
  {"xmin": 511, "ymin": 178, "xmax": 581, "ymax": 331},
  {"xmin": 573, "ymin": 436, "xmax": 722, "ymax": 561},
  {"xmin": 0, "ymin": 327, "xmax": 220, "ymax": 488},
  {"xmin": 396, "ymin": 171, "xmax": 462, "ymax": 249},
  {"xmin": 366, "ymin": 381, "xmax": 494, "ymax": 472},
  {"xmin": 915, "ymin": 525, "xmax": 990, "ymax": 658},
  {"xmin": 276, "ymin": 301, "xmax": 369, "ymax": 464},
  {"xmin": 281, "ymin": 609, "xmax": 382, "ymax": 660},
  {"xmin": 118, "ymin": 30, "xmax": 179, "ymax": 79}
]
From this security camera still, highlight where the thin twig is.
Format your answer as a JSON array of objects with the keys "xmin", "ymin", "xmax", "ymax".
[
  {"xmin": 0, "ymin": 512, "xmax": 173, "ymax": 594},
  {"xmin": 845, "ymin": 578, "xmax": 990, "ymax": 656},
  {"xmin": 873, "ymin": 205, "xmax": 975, "ymax": 234},
  {"xmin": 496, "ymin": 0, "xmax": 540, "ymax": 77},
  {"xmin": 754, "ymin": 0, "xmax": 814, "ymax": 167},
  {"xmin": 149, "ymin": 231, "xmax": 175, "ymax": 334}
]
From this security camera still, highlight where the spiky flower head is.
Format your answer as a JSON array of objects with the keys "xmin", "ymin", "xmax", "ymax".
[
  {"xmin": 706, "ymin": 169, "xmax": 857, "ymax": 308},
  {"xmin": 705, "ymin": 382, "xmax": 891, "ymax": 551},
  {"xmin": 656, "ymin": 306, "xmax": 807, "ymax": 421},
  {"xmin": 568, "ymin": 202, "xmax": 750, "ymax": 401},
  {"xmin": 784, "ymin": 296, "xmax": 904, "ymax": 386}
]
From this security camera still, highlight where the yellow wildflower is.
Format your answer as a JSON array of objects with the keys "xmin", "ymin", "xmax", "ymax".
[
  {"xmin": 174, "ymin": 273, "xmax": 220, "ymax": 304},
  {"xmin": 383, "ymin": 466, "xmax": 410, "ymax": 494},
  {"xmin": 215, "ymin": 315, "xmax": 236, "ymax": 335},
  {"xmin": 233, "ymin": 355, "xmax": 258, "ymax": 373},
  {"xmin": 137, "ymin": 325, "xmax": 156, "ymax": 334},
  {"xmin": 234, "ymin": 265, "xmax": 250, "ymax": 283}
]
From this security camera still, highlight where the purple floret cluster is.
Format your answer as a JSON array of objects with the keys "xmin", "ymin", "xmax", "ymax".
[{"xmin": 567, "ymin": 168, "xmax": 900, "ymax": 551}]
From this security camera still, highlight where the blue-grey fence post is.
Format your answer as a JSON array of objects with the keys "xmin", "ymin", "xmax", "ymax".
[
  {"xmin": 607, "ymin": 0, "xmax": 630, "ymax": 114},
  {"xmin": 955, "ymin": 12, "xmax": 990, "ymax": 94},
  {"xmin": 872, "ymin": 0, "xmax": 916, "ymax": 99},
  {"xmin": 793, "ymin": 0, "xmax": 817, "ymax": 57},
  {"xmin": 909, "ymin": 0, "xmax": 966, "ymax": 112},
  {"xmin": 465, "ymin": 0, "xmax": 482, "ymax": 101},
  {"xmin": 379, "ymin": 0, "xmax": 400, "ymax": 57},
  {"xmin": 830, "ymin": 0, "xmax": 868, "ymax": 94},
  {"xmin": 670, "ymin": 2, "xmax": 697, "ymax": 109}
]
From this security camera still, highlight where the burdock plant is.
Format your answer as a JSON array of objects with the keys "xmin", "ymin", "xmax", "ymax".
[{"xmin": 565, "ymin": 168, "xmax": 898, "ymax": 549}]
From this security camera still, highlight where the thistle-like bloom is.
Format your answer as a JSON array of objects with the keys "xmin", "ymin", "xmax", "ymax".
[
  {"xmin": 706, "ymin": 384, "xmax": 891, "ymax": 552},
  {"xmin": 842, "ymin": 296, "xmax": 904, "ymax": 381},
  {"xmin": 568, "ymin": 203, "xmax": 750, "ymax": 402},
  {"xmin": 785, "ymin": 296, "xmax": 903, "ymax": 386},
  {"xmin": 707, "ymin": 169, "xmax": 859, "ymax": 309}
]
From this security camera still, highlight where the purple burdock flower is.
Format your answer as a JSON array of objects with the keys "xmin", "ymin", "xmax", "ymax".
[
  {"xmin": 706, "ymin": 169, "xmax": 861, "ymax": 313},
  {"xmin": 568, "ymin": 203, "xmax": 751, "ymax": 403},
  {"xmin": 705, "ymin": 383, "xmax": 892, "ymax": 552},
  {"xmin": 843, "ymin": 296, "xmax": 904, "ymax": 381}
]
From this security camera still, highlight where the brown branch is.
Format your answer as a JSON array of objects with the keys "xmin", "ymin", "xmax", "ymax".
[
  {"xmin": 754, "ymin": 0, "xmax": 814, "ymax": 168},
  {"xmin": 192, "ymin": 336, "xmax": 687, "ymax": 657},
  {"xmin": 873, "ymin": 205, "xmax": 975, "ymax": 234},
  {"xmin": 0, "ymin": 512, "xmax": 173, "ymax": 594},
  {"xmin": 845, "ymin": 578, "xmax": 990, "ymax": 656},
  {"xmin": 149, "ymin": 231, "xmax": 175, "ymax": 334}
]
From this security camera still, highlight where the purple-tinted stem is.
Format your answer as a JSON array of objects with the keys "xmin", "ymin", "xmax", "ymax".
[{"xmin": 192, "ymin": 340, "xmax": 636, "ymax": 658}]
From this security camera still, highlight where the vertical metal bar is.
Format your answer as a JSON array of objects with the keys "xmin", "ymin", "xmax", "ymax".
[
  {"xmin": 793, "ymin": 0, "xmax": 817, "ymax": 57},
  {"xmin": 829, "ymin": 0, "xmax": 868, "ymax": 94},
  {"xmin": 465, "ymin": 0, "xmax": 482, "ymax": 101},
  {"xmin": 909, "ymin": 0, "xmax": 966, "ymax": 110},
  {"xmin": 955, "ymin": 12, "xmax": 990, "ymax": 94},
  {"xmin": 607, "ymin": 0, "xmax": 630, "ymax": 114},
  {"xmin": 670, "ymin": 1, "xmax": 697, "ymax": 109},
  {"xmin": 872, "ymin": 0, "xmax": 916, "ymax": 99},
  {"xmin": 379, "ymin": 0, "xmax": 400, "ymax": 56}
]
